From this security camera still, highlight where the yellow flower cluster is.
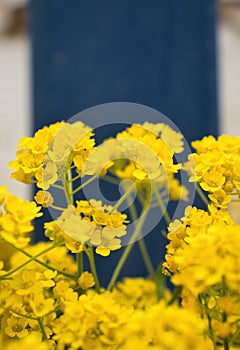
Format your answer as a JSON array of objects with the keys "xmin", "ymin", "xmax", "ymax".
[
  {"xmin": 0, "ymin": 185, "xmax": 42, "ymax": 248},
  {"xmin": 187, "ymin": 135, "xmax": 240, "ymax": 207},
  {"xmin": 163, "ymin": 205, "xmax": 233, "ymax": 275},
  {"xmin": 115, "ymin": 123, "xmax": 182, "ymax": 179},
  {"xmin": 108, "ymin": 122, "xmax": 188, "ymax": 202},
  {"xmin": 117, "ymin": 302, "xmax": 212, "ymax": 350},
  {"xmin": 45, "ymin": 199, "xmax": 128, "ymax": 256},
  {"xmin": 2, "ymin": 242, "xmax": 211, "ymax": 350},
  {"xmin": 6, "ymin": 119, "xmax": 240, "ymax": 350},
  {"xmin": 163, "ymin": 205, "xmax": 240, "ymax": 346},
  {"xmin": 53, "ymin": 279, "xmax": 210, "ymax": 350},
  {"xmin": 9, "ymin": 121, "xmax": 95, "ymax": 188},
  {"xmin": 0, "ymin": 241, "xmax": 77, "ymax": 347}
]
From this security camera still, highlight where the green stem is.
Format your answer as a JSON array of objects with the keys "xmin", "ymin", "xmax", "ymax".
[
  {"xmin": 69, "ymin": 174, "xmax": 81, "ymax": 183},
  {"xmin": 50, "ymin": 204, "xmax": 66, "ymax": 211},
  {"xmin": 101, "ymin": 175, "xmax": 120, "ymax": 185},
  {"xmin": 223, "ymin": 338, "xmax": 229, "ymax": 350},
  {"xmin": 76, "ymin": 252, "xmax": 83, "ymax": 279},
  {"xmin": 66, "ymin": 169, "xmax": 85, "ymax": 282},
  {"xmin": 67, "ymin": 168, "xmax": 74, "ymax": 203},
  {"xmin": 0, "ymin": 244, "xmax": 59, "ymax": 280},
  {"xmin": 7, "ymin": 243, "xmax": 75, "ymax": 279},
  {"xmin": 110, "ymin": 181, "xmax": 137, "ymax": 213},
  {"xmin": 137, "ymin": 239, "xmax": 155, "ymax": 278},
  {"xmin": 62, "ymin": 173, "xmax": 72, "ymax": 205},
  {"xmin": 155, "ymin": 265, "xmax": 166, "ymax": 300},
  {"xmin": 11, "ymin": 310, "xmax": 37, "ymax": 321},
  {"xmin": 196, "ymin": 184, "xmax": 209, "ymax": 207},
  {"xmin": 107, "ymin": 205, "xmax": 150, "ymax": 291},
  {"xmin": 37, "ymin": 317, "xmax": 48, "ymax": 341},
  {"xmin": 86, "ymin": 247, "xmax": 101, "ymax": 292},
  {"xmin": 127, "ymin": 193, "xmax": 155, "ymax": 279},
  {"xmin": 71, "ymin": 174, "xmax": 98, "ymax": 195},
  {"xmin": 51, "ymin": 183, "xmax": 65, "ymax": 190},
  {"xmin": 153, "ymin": 183, "xmax": 171, "ymax": 225},
  {"xmin": 137, "ymin": 191, "xmax": 145, "ymax": 206},
  {"xmin": 167, "ymin": 285, "xmax": 182, "ymax": 305},
  {"xmin": 198, "ymin": 294, "xmax": 217, "ymax": 350}
]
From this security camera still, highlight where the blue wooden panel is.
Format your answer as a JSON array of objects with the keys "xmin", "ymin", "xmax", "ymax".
[{"xmin": 30, "ymin": 0, "xmax": 218, "ymax": 285}]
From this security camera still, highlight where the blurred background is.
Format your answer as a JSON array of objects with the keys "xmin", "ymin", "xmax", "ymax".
[{"xmin": 0, "ymin": 0, "xmax": 240, "ymax": 201}]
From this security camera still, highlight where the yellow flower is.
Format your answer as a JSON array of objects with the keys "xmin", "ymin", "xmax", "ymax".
[
  {"xmin": 159, "ymin": 123, "xmax": 184, "ymax": 153},
  {"xmin": 65, "ymin": 201, "xmax": 127, "ymax": 256},
  {"xmin": 170, "ymin": 223, "xmax": 240, "ymax": 296},
  {"xmin": 4, "ymin": 315, "xmax": 28, "ymax": 338},
  {"xmin": 0, "ymin": 185, "xmax": 8, "ymax": 205},
  {"xmin": 53, "ymin": 290, "xmax": 133, "ymax": 349},
  {"xmin": 56, "ymin": 205, "xmax": 95, "ymax": 243},
  {"xmin": 200, "ymin": 169, "xmax": 225, "ymax": 192},
  {"xmin": 109, "ymin": 212, "xmax": 128, "ymax": 228},
  {"xmin": 20, "ymin": 152, "xmax": 44, "ymax": 174},
  {"xmin": 53, "ymin": 280, "xmax": 78, "ymax": 305},
  {"xmin": 48, "ymin": 121, "xmax": 94, "ymax": 165},
  {"xmin": 81, "ymin": 140, "xmax": 114, "ymax": 177},
  {"xmin": 188, "ymin": 134, "xmax": 240, "ymax": 207},
  {"xmin": 0, "ymin": 286, "xmax": 14, "ymax": 315},
  {"xmin": 0, "ymin": 195, "xmax": 42, "ymax": 248},
  {"xmin": 76, "ymin": 200, "xmax": 93, "ymax": 215},
  {"xmin": 191, "ymin": 135, "xmax": 217, "ymax": 153},
  {"xmin": 92, "ymin": 209, "xmax": 111, "ymax": 226},
  {"xmin": 209, "ymin": 189, "xmax": 231, "ymax": 208},
  {"xmin": 113, "ymin": 123, "xmax": 183, "ymax": 183},
  {"xmin": 48, "ymin": 136, "xmax": 72, "ymax": 164},
  {"xmin": 9, "ymin": 165, "xmax": 33, "ymax": 184},
  {"xmin": 4, "ymin": 195, "xmax": 42, "ymax": 223},
  {"xmin": 78, "ymin": 272, "xmax": 95, "ymax": 290},
  {"xmin": 38, "ymin": 269, "xmax": 57, "ymax": 288},
  {"xmin": 218, "ymin": 295, "xmax": 240, "ymax": 315},
  {"xmin": 73, "ymin": 130, "xmax": 95, "ymax": 155},
  {"xmin": 9, "ymin": 269, "xmax": 43, "ymax": 295},
  {"xmin": 35, "ymin": 162, "xmax": 58, "ymax": 190},
  {"xmin": 4, "ymin": 333, "xmax": 48, "ymax": 350},
  {"xmin": 21, "ymin": 128, "xmax": 51, "ymax": 154},
  {"xmin": 95, "ymin": 231, "xmax": 121, "ymax": 256},
  {"xmin": 30, "ymin": 293, "xmax": 55, "ymax": 318},
  {"xmin": 112, "ymin": 277, "xmax": 158, "ymax": 309},
  {"xmin": 34, "ymin": 190, "xmax": 54, "ymax": 208},
  {"xmin": 212, "ymin": 320, "xmax": 232, "ymax": 340},
  {"xmin": 65, "ymin": 239, "xmax": 84, "ymax": 253},
  {"xmin": 116, "ymin": 301, "xmax": 212, "ymax": 350}
]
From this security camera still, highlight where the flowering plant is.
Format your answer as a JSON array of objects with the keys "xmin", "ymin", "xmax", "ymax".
[{"xmin": 0, "ymin": 119, "xmax": 240, "ymax": 350}]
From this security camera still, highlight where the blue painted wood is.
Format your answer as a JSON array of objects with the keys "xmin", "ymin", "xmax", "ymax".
[{"xmin": 30, "ymin": 0, "xmax": 218, "ymax": 285}]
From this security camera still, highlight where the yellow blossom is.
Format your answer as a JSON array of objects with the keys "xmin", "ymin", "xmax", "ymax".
[
  {"xmin": 200, "ymin": 169, "xmax": 225, "ymax": 192},
  {"xmin": 0, "ymin": 195, "xmax": 42, "ymax": 248},
  {"xmin": 35, "ymin": 162, "xmax": 58, "ymax": 190},
  {"xmin": 4, "ymin": 333, "xmax": 48, "ymax": 350},
  {"xmin": 34, "ymin": 190, "xmax": 54, "ymax": 207},
  {"xmin": 78, "ymin": 271, "xmax": 95, "ymax": 290},
  {"xmin": 208, "ymin": 189, "xmax": 231, "ymax": 208},
  {"xmin": 4, "ymin": 315, "xmax": 28, "ymax": 338},
  {"xmin": 0, "ymin": 185, "xmax": 8, "ymax": 205},
  {"xmin": 30, "ymin": 293, "xmax": 55, "ymax": 317}
]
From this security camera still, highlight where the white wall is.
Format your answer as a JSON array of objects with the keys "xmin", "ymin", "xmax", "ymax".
[
  {"xmin": 0, "ymin": 36, "xmax": 30, "ymax": 199},
  {"xmin": 219, "ymin": 5, "xmax": 240, "ymax": 134}
]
